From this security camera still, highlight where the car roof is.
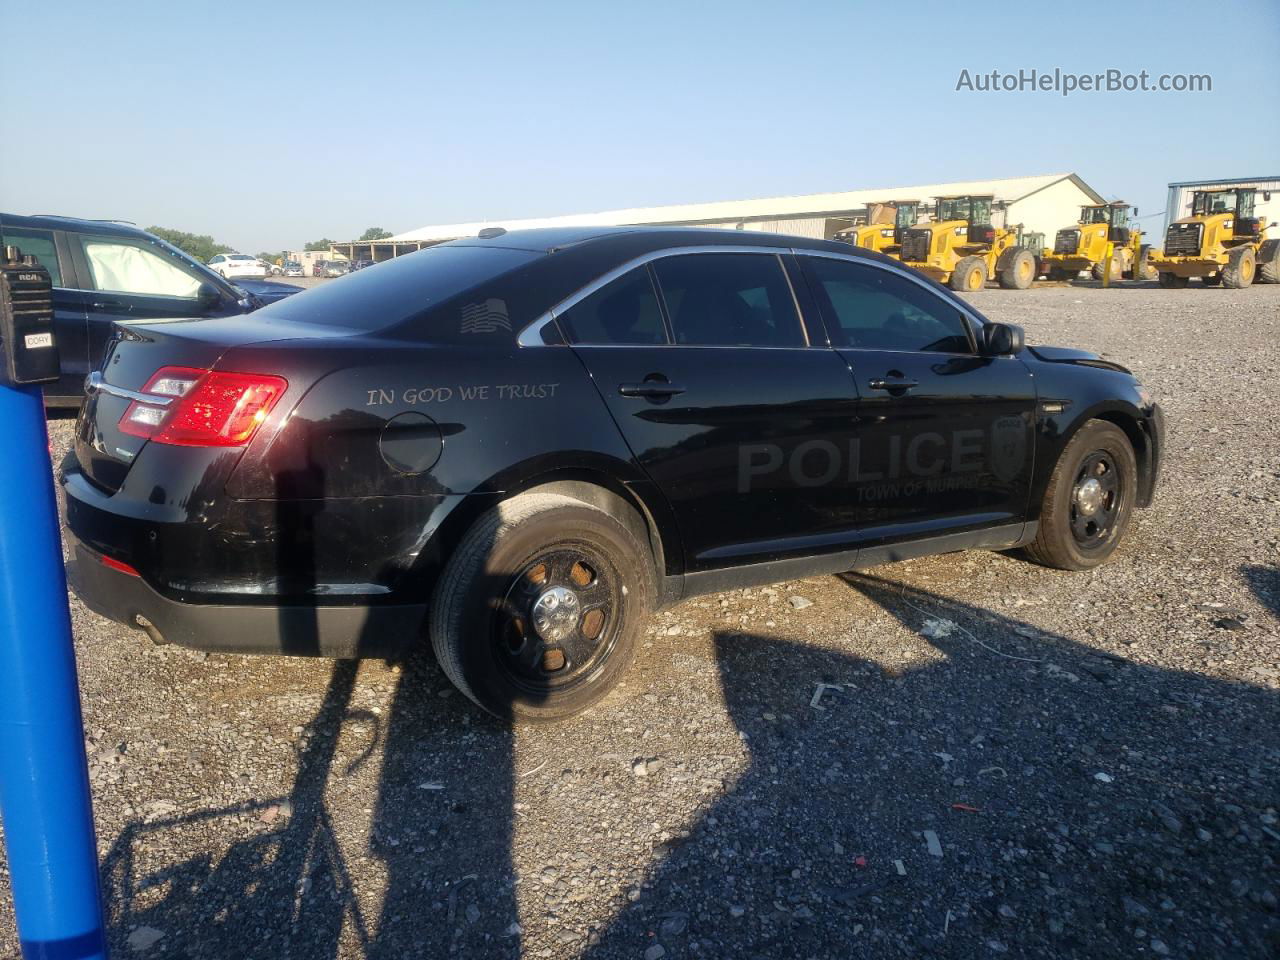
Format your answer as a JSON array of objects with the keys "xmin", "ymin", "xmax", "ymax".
[
  {"xmin": 0, "ymin": 212, "xmax": 154, "ymax": 239},
  {"xmin": 447, "ymin": 224, "xmax": 874, "ymax": 258}
]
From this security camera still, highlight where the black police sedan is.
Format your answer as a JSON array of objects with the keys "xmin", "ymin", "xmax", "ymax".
[
  {"xmin": 0, "ymin": 213, "xmax": 302, "ymax": 405},
  {"xmin": 62, "ymin": 226, "xmax": 1164, "ymax": 720}
]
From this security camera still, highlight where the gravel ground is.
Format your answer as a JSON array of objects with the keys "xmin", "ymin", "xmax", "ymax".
[{"xmin": 1, "ymin": 281, "xmax": 1277, "ymax": 959}]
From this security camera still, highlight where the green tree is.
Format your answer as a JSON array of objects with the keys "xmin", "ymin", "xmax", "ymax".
[
  {"xmin": 148, "ymin": 226, "xmax": 234, "ymax": 263},
  {"xmin": 358, "ymin": 227, "xmax": 393, "ymax": 241},
  {"xmin": 256, "ymin": 251, "xmax": 287, "ymax": 266},
  {"xmin": 304, "ymin": 238, "xmax": 335, "ymax": 252}
]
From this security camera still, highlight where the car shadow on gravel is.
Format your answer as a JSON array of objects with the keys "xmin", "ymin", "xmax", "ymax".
[
  {"xmin": 578, "ymin": 573, "xmax": 1279, "ymax": 959},
  {"xmin": 98, "ymin": 651, "xmax": 520, "ymax": 959},
  {"xmin": 94, "ymin": 565, "xmax": 1278, "ymax": 959},
  {"xmin": 1243, "ymin": 564, "xmax": 1279, "ymax": 618}
]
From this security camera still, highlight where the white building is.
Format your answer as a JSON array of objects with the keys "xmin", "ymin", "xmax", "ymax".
[
  {"xmin": 338, "ymin": 173, "xmax": 1107, "ymax": 261},
  {"xmin": 1163, "ymin": 176, "xmax": 1280, "ymax": 232}
]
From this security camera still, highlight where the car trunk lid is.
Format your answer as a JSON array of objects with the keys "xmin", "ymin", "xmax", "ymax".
[{"xmin": 74, "ymin": 316, "xmax": 359, "ymax": 493}]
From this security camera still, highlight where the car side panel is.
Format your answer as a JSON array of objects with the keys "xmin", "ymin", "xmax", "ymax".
[{"xmin": 1019, "ymin": 358, "xmax": 1160, "ymax": 519}]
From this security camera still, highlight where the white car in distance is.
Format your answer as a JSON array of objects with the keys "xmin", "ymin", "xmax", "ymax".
[{"xmin": 208, "ymin": 253, "xmax": 267, "ymax": 279}]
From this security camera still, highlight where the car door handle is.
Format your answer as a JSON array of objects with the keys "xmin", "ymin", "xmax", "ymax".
[
  {"xmin": 618, "ymin": 382, "xmax": 686, "ymax": 398},
  {"xmin": 868, "ymin": 377, "xmax": 919, "ymax": 392},
  {"xmin": 90, "ymin": 298, "xmax": 127, "ymax": 310}
]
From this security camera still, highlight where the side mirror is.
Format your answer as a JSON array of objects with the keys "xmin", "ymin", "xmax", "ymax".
[
  {"xmin": 982, "ymin": 321, "xmax": 1024, "ymax": 356},
  {"xmin": 196, "ymin": 282, "xmax": 222, "ymax": 311}
]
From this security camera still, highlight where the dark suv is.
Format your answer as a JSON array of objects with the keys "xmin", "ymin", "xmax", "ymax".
[
  {"xmin": 0, "ymin": 213, "xmax": 302, "ymax": 405},
  {"xmin": 62, "ymin": 227, "xmax": 1163, "ymax": 721}
]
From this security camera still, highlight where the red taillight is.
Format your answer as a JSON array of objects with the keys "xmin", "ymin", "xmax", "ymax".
[
  {"xmin": 118, "ymin": 367, "xmax": 288, "ymax": 447},
  {"xmin": 100, "ymin": 554, "xmax": 141, "ymax": 577}
]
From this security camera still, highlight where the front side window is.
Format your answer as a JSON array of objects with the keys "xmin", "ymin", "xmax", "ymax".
[
  {"xmin": 0, "ymin": 227, "xmax": 63, "ymax": 286},
  {"xmin": 558, "ymin": 267, "xmax": 667, "ymax": 345},
  {"xmin": 81, "ymin": 238, "xmax": 203, "ymax": 298},
  {"xmin": 652, "ymin": 253, "xmax": 804, "ymax": 347},
  {"xmin": 804, "ymin": 256, "xmax": 973, "ymax": 354}
]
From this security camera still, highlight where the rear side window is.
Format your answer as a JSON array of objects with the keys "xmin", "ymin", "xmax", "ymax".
[
  {"xmin": 259, "ymin": 244, "xmax": 541, "ymax": 331},
  {"xmin": 558, "ymin": 267, "xmax": 667, "ymax": 345},
  {"xmin": 652, "ymin": 253, "xmax": 805, "ymax": 347},
  {"xmin": 81, "ymin": 238, "xmax": 203, "ymax": 298},
  {"xmin": 803, "ymin": 256, "xmax": 973, "ymax": 354},
  {"xmin": 0, "ymin": 227, "xmax": 63, "ymax": 286}
]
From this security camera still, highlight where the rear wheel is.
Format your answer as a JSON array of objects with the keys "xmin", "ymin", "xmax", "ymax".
[
  {"xmin": 998, "ymin": 248, "xmax": 1036, "ymax": 289},
  {"xmin": 950, "ymin": 256, "xmax": 987, "ymax": 292},
  {"xmin": 1221, "ymin": 245, "xmax": 1256, "ymax": 288},
  {"xmin": 1158, "ymin": 271, "xmax": 1189, "ymax": 289},
  {"xmin": 1202, "ymin": 274, "xmax": 1222, "ymax": 286},
  {"xmin": 430, "ymin": 492, "xmax": 654, "ymax": 722},
  {"xmin": 1024, "ymin": 420, "xmax": 1137, "ymax": 571},
  {"xmin": 1256, "ymin": 239, "xmax": 1280, "ymax": 283}
]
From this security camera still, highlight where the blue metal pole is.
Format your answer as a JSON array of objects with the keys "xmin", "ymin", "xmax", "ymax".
[{"xmin": 0, "ymin": 383, "xmax": 107, "ymax": 960}]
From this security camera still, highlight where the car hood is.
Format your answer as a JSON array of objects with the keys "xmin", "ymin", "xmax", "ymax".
[
  {"xmin": 1027, "ymin": 344, "xmax": 1131, "ymax": 375},
  {"xmin": 233, "ymin": 277, "xmax": 305, "ymax": 305}
]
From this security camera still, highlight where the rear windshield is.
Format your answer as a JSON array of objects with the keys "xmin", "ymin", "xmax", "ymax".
[{"xmin": 258, "ymin": 245, "xmax": 541, "ymax": 331}]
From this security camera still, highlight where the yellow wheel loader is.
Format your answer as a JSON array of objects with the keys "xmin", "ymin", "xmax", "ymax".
[
  {"xmin": 833, "ymin": 200, "xmax": 922, "ymax": 258},
  {"xmin": 1041, "ymin": 202, "xmax": 1155, "ymax": 282},
  {"xmin": 1149, "ymin": 188, "xmax": 1280, "ymax": 288},
  {"xmin": 897, "ymin": 195, "xmax": 1038, "ymax": 292}
]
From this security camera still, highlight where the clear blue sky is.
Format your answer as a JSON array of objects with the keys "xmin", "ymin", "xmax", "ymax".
[{"xmin": 2, "ymin": 0, "xmax": 1276, "ymax": 252}]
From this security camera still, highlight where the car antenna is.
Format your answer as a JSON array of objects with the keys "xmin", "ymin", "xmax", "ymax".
[{"xmin": 477, "ymin": 227, "xmax": 507, "ymax": 239}]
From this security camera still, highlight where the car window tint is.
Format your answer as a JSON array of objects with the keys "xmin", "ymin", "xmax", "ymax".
[
  {"xmin": 0, "ymin": 227, "xmax": 63, "ymax": 286},
  {"xmin": 653, "ymin": 254, "xmax": 804, "ymax": 347},
  {"xmin": 81, "ymin": 239, "xmax": 202, "ymax": 298},
  {"xmin": 558, "ymin": 267, "xmax": 667, "ymax": 345},
  {"xmin": 804, "ymin": 256, "xmax": 972, "ymax": 353}
]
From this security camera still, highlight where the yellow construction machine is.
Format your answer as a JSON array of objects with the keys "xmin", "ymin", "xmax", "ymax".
[
  {"xmin": 1149, "ymin": 188, "xmax": 1280, "ymax": 288},
  {"xmin": 896, "ymin": 195, "xmax": 1038, "ymax": 291},
  {"xmin": 1041, "ymin": 202, "xmax": 1155, "ymax": 282},
  {"xmin": 832, "ymin": 200, "xmax": 922, "ymax": 258}
]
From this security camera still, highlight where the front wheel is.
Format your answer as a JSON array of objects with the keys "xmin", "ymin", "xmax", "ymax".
[
  {"xmin": 950, "ymin": 256, "xmax": 987, "ymax": 292},
  {"xmin": 998, "ymin": 248, "xmax": 1036, "ymax": 289},
  {"xmin": 430, "ymin": 492, "xmax": 655, "ymax": 722},
  {"xmin": 1157, "ymin": 271, "xmax": 1189, "ymax": 289},
  {"xmin": 1024, "ymin": 420, "xmax": 1137, "ymax": 571},
  {"xmin": 1221, "ymin": 245, "xmax": 1256, "ymax": 288}
]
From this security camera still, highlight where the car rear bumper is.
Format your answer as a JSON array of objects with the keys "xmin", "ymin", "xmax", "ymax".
[{"xmin": 66, "ymin": 537, "xmax": 426, "ymax": 658}]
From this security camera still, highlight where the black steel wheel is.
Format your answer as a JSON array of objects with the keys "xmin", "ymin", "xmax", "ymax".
[
  {"xmin": 431, "ymin": 491, "xmax": 654, "ymax": 722},
  {"xmin": 492, "ymin": 545, "xmax": 623, "ymax": 696},
  {"xmin": 1024, "ymin": 420, "xmax": 1137, "ymax": 570},
  {"xmin": 1067, "ymin": 450, "xmax": 1124, "ymax": 550}
]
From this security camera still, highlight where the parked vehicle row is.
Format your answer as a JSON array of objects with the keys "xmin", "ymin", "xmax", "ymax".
[
  {"xmin": 61, "ymin": 226, "xmax": 1164, "ymax": 720},
  {"xmin": 0, "ymin": 214, "xmax": 303, "ymax": 405},
  {"xmin": 835, "ymin": 188, "xmax": 1280, "ymax": 291}
]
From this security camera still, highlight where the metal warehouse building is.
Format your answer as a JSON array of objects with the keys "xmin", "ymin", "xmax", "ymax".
[
  {"xmin": 332, "ymin": 173, "xmax": 1106, "ymax": 261},
  {"xmin": 1163, "ymin": 175, "xmax": 1280, "ymax": 232}
]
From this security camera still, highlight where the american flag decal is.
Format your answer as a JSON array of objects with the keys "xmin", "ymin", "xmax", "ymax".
[{"xmin": 460, "ymin": 298, "xmax": 512, "ymax": 334}]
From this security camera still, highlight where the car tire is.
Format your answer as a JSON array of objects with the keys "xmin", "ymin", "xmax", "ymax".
[
  {"xmin": 1024, "ymin": 420, "xmax": 1137, "ymax": 571},
  {"xmin": 1157, "ymin": 271, "xmax": 1189, "ymax": 289},
  {"xmin": 1258, "ymin": 239, "xmax": 1280, "ymax": 283},
  {"xmin": 430, "ymin": 491, "xmax": 655, "ymax": 722},
  {"xmin": 1221, "ymin": 244, "xmax": 1255, "ymax": 289},
  {"xmin": 950, "ymin": 256, "xmax": 986, "ymax": 292}
]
